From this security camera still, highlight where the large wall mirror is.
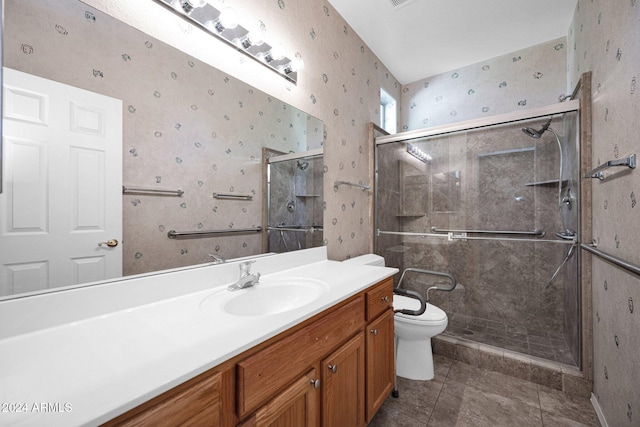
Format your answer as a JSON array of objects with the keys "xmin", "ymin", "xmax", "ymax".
[{"xmin": 0, "ymin": 0, "xmax": 324, "ymax": 299}]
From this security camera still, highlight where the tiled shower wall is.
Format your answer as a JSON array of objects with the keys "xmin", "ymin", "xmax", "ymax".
[{"xmin": 569, "ymin": 1, "xmax": 640, "ymax": 425}]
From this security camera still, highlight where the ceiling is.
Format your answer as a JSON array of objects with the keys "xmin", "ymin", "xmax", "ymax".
[{"xmin": 327, "ymin": 0, "xmax": 578, "ymax": 85}]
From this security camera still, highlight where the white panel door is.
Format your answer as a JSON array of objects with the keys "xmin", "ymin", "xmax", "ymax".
[{"xmin": 0, "ymin": 68, "xmax": 122, "ymax": 296}]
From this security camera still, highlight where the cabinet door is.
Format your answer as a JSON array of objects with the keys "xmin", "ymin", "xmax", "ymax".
[
  {"xmin": 366, "ymin": 309, "xmax": 395, "ymax": 423},
  {"xmin": 240, "ymin": 368, "xmax": 320, "ymax": 427},
  {"xmin": 321, "ymin": 333, "xmax": 365, "ymax": 427}
]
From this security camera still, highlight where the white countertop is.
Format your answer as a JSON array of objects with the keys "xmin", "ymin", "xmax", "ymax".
[{"xmin": 0, "ymin": 248, "xmax": 397, "ymax": 426}]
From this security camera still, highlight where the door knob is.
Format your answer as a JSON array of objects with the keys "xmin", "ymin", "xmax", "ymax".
[
  {"xmin": 370, "ymin": 329, "xmax": 379, "ymax": 336},
  {"xmin": 327, "ymin": 364, "xmax": 338, "ymax": 373},
  {"xmin": 310, "ymin": 378, "xmax": 321, "ymax": 389},
  {"xmin": 98, "ymin": 239, "xmax": 118, "ymax": 247}
]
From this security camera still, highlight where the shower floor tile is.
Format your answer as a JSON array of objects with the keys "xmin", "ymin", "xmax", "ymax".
[
  {"xmin": 368, "ymin": 356, "xmax": 600, "ymax": 427},
  {"xmin": 443, "ymin": 314, "xmax": 577, "ymax": 366}
]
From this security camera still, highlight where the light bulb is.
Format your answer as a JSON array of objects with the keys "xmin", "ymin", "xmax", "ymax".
[
  {"xmin": 291, "ymin": 57, "xmax": 304, "ymax": 71},
  {"xmin": 268, "ymin": 44, "xmax": 286, "ymax": 62},
  {"xmin": 217, "ymin": 7, "xmax": 239, "ymax": 30},
  {"xmin": 246, "ymin": 31, "xmax": 265, "ymax": 47}
]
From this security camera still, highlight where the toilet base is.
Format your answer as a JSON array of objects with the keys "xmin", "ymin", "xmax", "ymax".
[{"xmin": 395, "ymin": 337, "xmax": 435, "ymax": 381}]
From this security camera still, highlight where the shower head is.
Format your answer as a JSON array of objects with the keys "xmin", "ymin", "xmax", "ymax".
[
  {"xmin": 296, "ymin": 160, "xmax": 310, "ymax": 170},
  {"xmin": 522, "ymin": 117, "xmax": 552, "ymax": 139}
]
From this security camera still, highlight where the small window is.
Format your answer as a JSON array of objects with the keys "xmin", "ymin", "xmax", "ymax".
[{"xmin": 380, "ymin": 88, "xmax": 397, "ymax": 134}]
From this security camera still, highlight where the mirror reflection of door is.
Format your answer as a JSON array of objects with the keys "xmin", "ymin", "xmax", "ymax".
[{"xmin": 0, "ymin": 68, "xmax": 123, "ymax": 296}]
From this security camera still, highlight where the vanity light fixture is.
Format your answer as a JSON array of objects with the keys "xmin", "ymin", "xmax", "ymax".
[
  {"xmin": 156, "ymin": 0, "xmax": 298, "ymax": 84},
  {"xmin": 407, "ymin": 143, "xmax": 432, "ymax": 163}
]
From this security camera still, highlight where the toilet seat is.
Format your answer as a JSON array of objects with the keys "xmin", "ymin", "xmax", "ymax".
[{"xmin": 393, "ymin": 295, "xmax": 447, "ymax": 325}]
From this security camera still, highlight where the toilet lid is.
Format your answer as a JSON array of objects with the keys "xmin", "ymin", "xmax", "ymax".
[{"xmin": 393, "ymin": 295, "xmax": 447, "ymax": 325}]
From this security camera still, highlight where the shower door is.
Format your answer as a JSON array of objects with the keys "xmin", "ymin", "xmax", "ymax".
[{"xmin": 375, "ymin": 111, "xmax": 581, "ymax": 367}]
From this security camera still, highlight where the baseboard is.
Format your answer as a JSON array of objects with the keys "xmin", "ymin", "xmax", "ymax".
[{"xmin": 590, "ymin": 393, "xmax": 608, "ymax": 427}]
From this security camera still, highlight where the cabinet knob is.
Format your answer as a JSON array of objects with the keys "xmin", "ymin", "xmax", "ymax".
[
  {"xmin": 381, "ymin": 295, "xmax": 390, "ymax": 303},
  {"xmin": 310, "ymin": 378, "xmax": 321, "ymax": 389},
  {"xmin": 327, "ymin": 364, "xmax": 338, "ymax": 373},
  {"xmin": 370, "ymin": 329, "xmax": 379, "ymax": 336}
]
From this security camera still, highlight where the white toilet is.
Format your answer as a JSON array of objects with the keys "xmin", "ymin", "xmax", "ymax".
[{"xmin": 343, "ymin": 254, "xmax": 448, "ymax": 381}]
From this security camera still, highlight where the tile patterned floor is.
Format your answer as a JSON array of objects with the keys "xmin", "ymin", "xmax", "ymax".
[
  {"xmin": 444, "ymin": 313, "xmax": 577, "ymax": 366},
  {"xmin": 369, "ymin": 355, "xmax": 601, "ymax": 427}
]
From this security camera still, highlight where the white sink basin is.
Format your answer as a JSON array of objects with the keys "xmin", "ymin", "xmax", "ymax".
[{"xmin": 202, "ymin": 277, "xmax": 329, "ymax": 317}]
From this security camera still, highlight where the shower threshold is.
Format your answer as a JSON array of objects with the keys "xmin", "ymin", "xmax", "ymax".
[{"xmin": 442, "ymin": 313, "xmax": 577, "ymax": 367}]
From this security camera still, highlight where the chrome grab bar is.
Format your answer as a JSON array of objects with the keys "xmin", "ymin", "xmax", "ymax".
[
  {"xmin": 581, "ymin": 244, "xmax": 640, "ymax": 277},
  {"xmin": 377, "ymin": 229, "xmax": 572, "ymax": 245},
  {"xmin": 583, "ymin": 154, "xmax": 636, "ymax": 180},
  {"xmin": 212, "ymin": 192, "xmax": 253, "ymax": 200},
  {"xmin": 334, "ymin": 180, "xmax": 371, "ymax": 191},
  {"xmin": 267, "ymin": 225, "xmax": 323, "ymax": 233},
  {"xmin": 167, "ymin": 226, "xmax": 262, "ymax": 239},
  {"xmin": 431, "ymin": 226, "xmax": 545, "ymax": 236},
  {"xmin": 122, "ymin": 186, "xmax": 183, "ymax": 196}
]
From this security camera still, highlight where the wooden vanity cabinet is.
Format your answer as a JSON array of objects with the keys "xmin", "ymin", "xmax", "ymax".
[{"xmin": 103, "ymin": 277, "xmax": 395, "ymax": 427}]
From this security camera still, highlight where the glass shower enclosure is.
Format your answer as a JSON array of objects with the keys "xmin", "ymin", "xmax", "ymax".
[
  {"xmin": 375, "ymin": 103, "xmax": 581, "ymax": 367},
  {"xmin": 267, "ymin": 150, "xmax": 324, "ymax": 253}
]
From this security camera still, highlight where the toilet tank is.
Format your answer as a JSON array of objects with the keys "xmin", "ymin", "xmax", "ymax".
[{"xmin": 342, "ymin": 254, "xmax": 385, "ymax": 267}]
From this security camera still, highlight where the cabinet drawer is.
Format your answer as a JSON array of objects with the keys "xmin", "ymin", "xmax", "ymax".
[
  {"xmin": 366, "ymin": 278, "xmax": 393, "ymax": 321},
  {"xmin": 237, "ymin": 296, "xmax": 365, "ymax": 417},
  {"xmin": 104, "ymin": 370, "xmax": 223, "ymax": 427}
]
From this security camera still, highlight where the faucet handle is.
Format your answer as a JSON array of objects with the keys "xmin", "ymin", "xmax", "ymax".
[{"xmin": 239, "ymin": 260, "xmax": 256, "ymax": 273}]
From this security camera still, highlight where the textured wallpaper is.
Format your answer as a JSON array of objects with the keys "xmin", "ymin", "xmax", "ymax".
[
  {"xmin": 568, "ymin": 1, "xmax": 640, "ymax": 425},
  {"xmin": 400, "ymin": 37, "xmax": 569, "ymax": 131}
]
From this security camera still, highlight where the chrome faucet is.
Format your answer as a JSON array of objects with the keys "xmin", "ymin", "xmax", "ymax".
[
  {"xmin": 228, "ymin": 260, "xmax": 260, "ymax": 291},
  {"xmin": 208, "ymin": 253, "xmax": 226, "ymax": 264}
]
